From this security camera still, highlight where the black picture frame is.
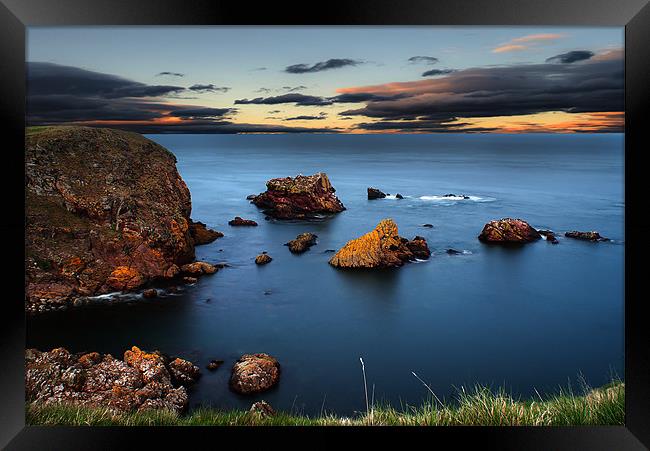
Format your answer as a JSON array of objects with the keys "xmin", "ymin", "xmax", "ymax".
[{"xmin": 1, "ymin": 0, "xmax": 648, "ymax": 448}]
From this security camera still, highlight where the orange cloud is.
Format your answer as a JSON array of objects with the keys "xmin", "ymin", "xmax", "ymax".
[
  {"xmin": 456, "ymin": 111, "xmax": 623, "ymax": 133},
  {"xmin": 492, "ymin": 33, "xmax": 566, "ymax": 53}
]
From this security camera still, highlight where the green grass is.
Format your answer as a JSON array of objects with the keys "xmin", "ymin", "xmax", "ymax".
[{"xmin": 26, "ymin": 380, "xmax": 624, "ymax": 426}]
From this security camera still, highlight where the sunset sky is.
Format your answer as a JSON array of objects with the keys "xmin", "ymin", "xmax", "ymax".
[{"xmin": 26, "ymin": 27, "xmax": 624, "ymax": 133}]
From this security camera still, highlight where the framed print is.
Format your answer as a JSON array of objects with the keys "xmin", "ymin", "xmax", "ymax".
[{"xmin": 1, "ymin": 0, "xmax": 648, "ymax": 448}]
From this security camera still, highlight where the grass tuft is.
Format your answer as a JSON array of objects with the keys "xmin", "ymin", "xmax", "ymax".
[{"xmin": 26, "ymin": 380, "xmax": 624, "ymax": 426}]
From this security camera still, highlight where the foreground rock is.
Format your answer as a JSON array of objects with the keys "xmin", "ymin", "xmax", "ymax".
[
  {"xmin": 329, "ymin": 219, "xmax": 431, "ymax": 268},
  {"xmin": 25, "ymin": 126, "xmax": 212, "ymax": 312},
  {"xmin": 249, "ymin": 401, "xmax": 276, "ymax": 418},
  {"xmin": 26, "ymin": 346, "xmax": 199, "ymax": 414},
  {"xmin": 230, "ymin": 353, "xmax": 280, "ymax": 395},
  {"xmin": 251, "ymin": 173, "xmax": 345, "ymax": 219},
  {"xmin": 180, "ymin": 261, "xmax": 218, "ymax": 275},
  {"xmin": 285, "ymin": 233, "xmax": 318, "ymax": 254},
  {"xmin": 255, "ymin": 253, "xmax": 273, "ymax": 265},
  {"xmin": 228, "ymin": 216, "xmax": 258, "ymax": 226},
  {"xmin": 367, "ymin": 187, "xmax": 386, "ymax": 199},
  {"xmin": 478, "ymin": 218, "xmax": 541, "ymax": 243},
  {"xmin": 565, "ymin": 231, "xmax": 610, "ymax": 242},
  {"xmin": 189, "ymin": 221, "xmax": 223, "ymax": 245}
]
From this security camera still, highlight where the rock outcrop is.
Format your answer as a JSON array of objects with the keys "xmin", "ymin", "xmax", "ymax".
[
  {"xmin": 230, "ymin": 353, "xmax": 280, "ymax": 395},
  {"xmin": 328, "ymin": 219, "xmax": 431, "ymax": 268},
  {"xmin": 251, "ymin": 173, "xmax": 345, "ymax": 219},
  {"xmin": 367, "ymin": 187, "xmax": 386, "ymax": 199},
  {"xmin": 285, "ymin": 233, "xmax": 318, "ymax": 254},
  {"xmin": 255, "ymin": 253, "xmax": 273, "ymax": 265},
  {"xmin": 538, "ymin": 230, "xmax": 559, "ymax": 244},
  {"xmin": 478, "ymin": 218, "xmax": 541, "ymax": 243},
  {"xmin": 25, "ymin": 126, "xmax": 211, "ymax": 312},
  {"xmin": 25, "ymin": 346, "xmax": 199, "ymax": 414},
  {"xmin": 565, "ymin": 231, "xmax": 610, "ymax": 242},
  {"xmin": 180, "ymin": 261, "xmax": 218, "ymax": 276},
  {"xmin": 189, "ymin": 221, "xmax": 223, "ymax": 245},
  {"xmin": 228, "ymin": 216, "xmax": 258, "ymax": 226}
]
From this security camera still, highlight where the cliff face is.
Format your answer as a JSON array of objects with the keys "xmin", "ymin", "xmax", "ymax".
[
  {"xmin": 251, "ymin": 172, "xmax": 346, "ymax": 219},
  {"xmin": 329, "ymin": 219, "xmax": 430, "ymax": 268},
  {"xmin": 26, "ymin": 126, "xmax": 197, "ymax": 311}
]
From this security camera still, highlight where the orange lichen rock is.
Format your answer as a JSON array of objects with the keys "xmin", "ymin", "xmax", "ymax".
[
  {"xmin": 478, "ymin": 218, "xmax": 541, "ymax": 243},
  {"xmin": 106, "ymin": 266, "xmax": 145, "ymax": 291},
  {"xmin": 230, "ymin": 353, "xmax": 280, "ymax": 395},
  {"xmin": 329, "ymin": 219, "xmax": 430, "ymax": 268}
]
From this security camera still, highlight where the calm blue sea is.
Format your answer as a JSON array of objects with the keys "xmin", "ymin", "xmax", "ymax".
[{"xmin": 27, "ymin": 133, "xmax": 625, "ymax": 416}]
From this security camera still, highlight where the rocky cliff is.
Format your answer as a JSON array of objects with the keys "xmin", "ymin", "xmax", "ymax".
[{"xmin": 26, "ymin": 126, "xmax": 210, "ymax": 311}]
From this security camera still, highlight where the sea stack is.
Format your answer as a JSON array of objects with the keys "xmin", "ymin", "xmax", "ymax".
[
  {"xmin": 478, "ymin": 218, "xmax": 541, "ymax": 243},
  {"xmin": 25, "ymin": 126, "xmax": 207, "ymax": 312},
  {"xmin": 252, "ymin": 172, "xmax": 345, "ymax": 219},
  {"xmin": 329, "ymin": 219, "xmax": 430, "ymax": 268}
]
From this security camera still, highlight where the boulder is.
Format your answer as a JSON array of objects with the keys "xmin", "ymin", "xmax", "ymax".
[
  {"xmin": 255, "ymin": 254, "xmax": 273, "ymax": 265},
  {"xmin": 422, "ymin": 224, "xmax": 434, "ymax": 228},
  {"xmin": 249, "ymin": 401, "xmax": 276, "ymax": 418},
  {"xmin": 252, "ymin": 173, "xmax": 345, "ymax": 219},
  {"xmin": 206, "ymin": 360, "xmax": 224, "ymax": 371},
  {"xmin": 395, "ymin": 193, "xmax": 404, "ymax": 199},
  {"xmin": 189, "ymin": 221, "xmax": 223, "ymax": 245},
  {"xmin": 168, "ymin": 358, "xmax": 201, "ymax": 385},
  {"xmin": 228, "ymin": 216, "xmax": 258, "ymax": 226},
  {"xmin": 230, "ymin": 353, "xmax": 280, "ymax": 395},
  {"xmin": 329, "ymin": 219, "xmax": 431, "ymax": 268},
  {"xmin": 367, "ymin": 187, "xmax": 386, "ymax": 199},
  {"xmin": 478, "ymin": 218, "xmax": 541, "ymax": 243},
  {"xmin": 564, "ymin": 231, "xmax": 610, "ymax": 242},
  {"xmin": 25, "ymin": 346, "xmax": 197, "ymax": 414},
  {"xmin": 285, "ymin": 233, "xmax": 318, "ymax": 254},
  {"xmin": 25, "ymin": 126, "xmax": 205, "ymax": 312},
  {"xmin": 142, "ymin": 288, "xmax": 158, "ymax": 298},
  {"xmin": 180, "ymin": 261, "xmax": 218, "ymax": 275}
]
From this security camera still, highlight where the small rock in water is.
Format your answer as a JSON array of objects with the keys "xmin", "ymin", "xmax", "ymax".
[
  {"xmin": 367, "ymin": 187, "xmax": 386, "ymax": 199},
  {"xmin": 285, "ymin": 233, "xmax": 318, "ymax": 254},
  {"xmin": 246, "ymin": 194, "xmax": 257, "ymax": 200},
  {"xmin": 538, "ymin": 230, "xmax": 559, "ymax": 244},
  {"xmin": 564, "ymin": 231, "xmax": 609, "ymax": 242},
  {"xmin": 422, "ymin": 224, "xmax": 434, "ymax": 228},
  {"xmin": 207, "ymin": 359, "xmax": 224, "ymax": 371},
  {"xmin": 446, "ymin": 249, "xmax": 462, "ymax": 255},
  {"xmin": 230, "ymin": 353, "xmax": 280, "ymax": 395},
  {"xmin": 249, "ymin": 400, "xmax": 275, "ymax": 418},
  {"xmin": 229, "ymin": 216, "xmax": 258, "ymax": 226},
  {"xmin": 143, "ymin": 288, "xmax": 158, "ymax": 298},
  {"xmin": 183, "ymin": 276, "xmax": 198, "ymax": 284},
  {"xmin": 395, "ymin": 193, "xmax": 404, "ymax": 199},
  {"xmin": 263, "ymin": 290, "xmax": 272, "ymax": 296},
  {"xmin": 255, "ymin": 254, "xmax": 273, "ymax": 265}
]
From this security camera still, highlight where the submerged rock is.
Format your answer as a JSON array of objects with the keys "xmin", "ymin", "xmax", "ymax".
[
  {"xmin": 206, "ymin": 360, "xmax": 224, "ymax": 371},
  {"xmin": 255, "ymin": 253, "xmax": 273, "ymax": 265},
  {"xmin": 142, "ymin": 288, "xmax": 158, "ymax": 298},
  {"xmin": 189, "ymin": 220, "xmax": 223, "ymax": 245},
  {"xmin": 285, "ymin": 233, "xmax": 318, "ymax": 254},
  {"xmin": 422, "ymin": 224, "xmax": 434, "ymax": 228},
  {"xmin": 25, "ymin": 126, "xmax": 209, "ymax": 312},
  {"xmin": 367, "ymin": 187, "xmax": 386, "ymax": 199},
  {"xmin": 329, "ymin": 219, "xmax": 431, "ymax": 268},
  {"xmin": 395, "ymin": 193, "xmax": 404, "ymax": 199},
  {"xmin": 446, "ymin": 248, "xmax": 462, "ymax": 255},
  {"xmin": 478, "ymin": 218, "xmax": 541, "ymax": 243},
  {"xmin": 25, "ymin": 346, "xmax": 198, "ymax": 414},
  {"xmin": 228, "ymin": 216, "xmax": 258, "ymax": 226},
  {"xmin": 230, "ymin": 353, "xmax": 280, "ymax": 395},
  {"xmin": 565, "ymin": 231, "xmax": 610, "ymax": 242},
  {"xmin": 252, "ymin": 172, "xmax": 345, "ymax": 219}
]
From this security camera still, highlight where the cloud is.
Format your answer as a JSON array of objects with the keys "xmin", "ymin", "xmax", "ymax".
[
  {"xmin": 168, "ymin": 107, "xmax": 234, "ymax": 119},
  {"xmin": 283, "ymin": 85, "xmax": 308, "ymax": 92},
  {"xmin": 335, "ymin": 50, "xmax": 623, "ymax": 132},
  {"xmin": 492, "ymin": 33, "xmax": 566, "ymax": 53},
  {"xmin": 408, "ymin": 56, "xmax": 439, "ymax": 65},
  {"xmin": 422, "ymin": 69, "xmax": 456, "ymax": 77},
  {"xmin": 235, "ymin": 93, "xmax": 333, "ymax": 106},
  {"xmin": 285, "ymin": 58, "xmax": 362, "ymax": 73},
  {"xmin": 156, "ymin": 71, "xmax": 184, "ymax": 77},
  {"xmin": 188, "ymin": 84, "xmax": 231, "ymax": 93},
  {"xmin": 284, "ymin": 114, "xmax": 327, "ymax": 121},
  {"xmin": 546, "ymin": 50, "xmax": 594, "ymax": 64}
]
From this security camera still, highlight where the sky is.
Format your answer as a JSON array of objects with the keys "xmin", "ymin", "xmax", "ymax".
[{"xmin": 26, "ymin": 26, "xmax": 624, "ymax": 133}]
